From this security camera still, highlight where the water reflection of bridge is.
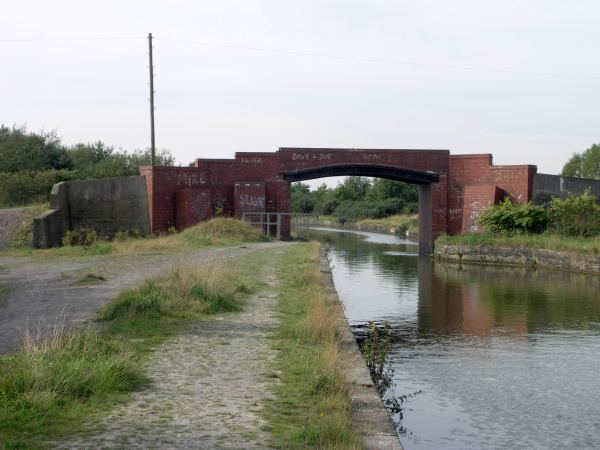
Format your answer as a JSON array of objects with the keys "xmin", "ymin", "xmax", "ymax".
[{"xmin": 418, "ymin": 258, "xmax": 600, "ymax": 337}]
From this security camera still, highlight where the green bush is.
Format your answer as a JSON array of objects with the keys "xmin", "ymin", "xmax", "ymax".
[
  {"xmin": 549, "ymin": 192, "xmax": 600, "ymax": 237},
  {"xmin": 0, "ymin": 170, "xmax": 79, "ymax": 206},
  {"xmin": 477, "ymin": 198, "xmax": 549, "ymax": 234},
  {"xmin": 0, "ymin": 125, "xmax": 70, "ymax": 172}
]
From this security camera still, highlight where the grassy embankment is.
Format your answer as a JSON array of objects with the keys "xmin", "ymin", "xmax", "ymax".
[
  {"xmin": 265, "ymin": 242, "xmax": 362, "ymax": 449},
  {"xmin": 437, "ymin": 233, "xmax": 600, "ymax": 255},
  {"xmin": 0, "ymin": 221, "xmax": 268, "ymax": 448},
  {"xmin": 5, "ymin": 208, "xmax": 268, "ymax": 258},
  {"xmin": 318, "ymin": 214, "xmax": 418, "ymax": 236}
]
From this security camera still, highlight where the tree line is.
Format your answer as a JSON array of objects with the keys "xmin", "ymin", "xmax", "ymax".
[
  {"xmin": 0, "ymin": 125, "xmax": 174, "ymax": 206},
  {"xmin": 291, "ymin": 176, "xmax": 418, "ymax": 223},
  {"xmin": 562, "ymin": 143, "xmax": 600, "ymax": 179}
]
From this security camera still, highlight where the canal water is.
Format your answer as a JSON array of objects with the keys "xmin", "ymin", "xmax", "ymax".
[{"xmin": 307, "ymin": 227, "xmax": 600, "ymax": 450}]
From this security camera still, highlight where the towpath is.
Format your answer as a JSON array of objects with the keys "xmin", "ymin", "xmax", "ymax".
[
  {"xmin": 53, "ymin": 246, "xmax": 284, "ymax": 449},
  {"xmin": 0, "ymin": 242, "xmax": 288, "ymax": 354}
]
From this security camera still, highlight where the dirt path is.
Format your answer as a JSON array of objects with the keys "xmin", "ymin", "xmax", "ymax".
[
  {"xmin": 0, "ymin": 242, "xmax": 289, "ymax": 354},
  {"xmin": 54, "ymin": 257, "xmax": 282, "ymax": 449}
]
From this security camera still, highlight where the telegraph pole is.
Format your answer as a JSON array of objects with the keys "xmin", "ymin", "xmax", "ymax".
[{"xmin": 148, "ymin": 32, "xmax": 156, "ymax": 166}]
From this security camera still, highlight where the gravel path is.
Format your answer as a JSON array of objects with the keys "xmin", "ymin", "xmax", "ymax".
[
  {"xmin": 0, "ymin": 242, "xmax": 289, "ymax": 354},
  {"xmin": 55, "ymin": 262, "xmax": 281, "ymax": 449}
]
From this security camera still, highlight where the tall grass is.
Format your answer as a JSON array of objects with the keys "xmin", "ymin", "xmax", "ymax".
[
  {"xmin": 0, "ymin": 321, "xmax": 143, "ymax": 448},
  {"xmin": 266, "ymin": 242, "xmax": 363, "ymax": 449}
]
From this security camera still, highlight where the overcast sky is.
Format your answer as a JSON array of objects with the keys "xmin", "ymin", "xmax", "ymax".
[{"xmin": 2, "ymin": 0, "xmax": 599, "ymax": 182}]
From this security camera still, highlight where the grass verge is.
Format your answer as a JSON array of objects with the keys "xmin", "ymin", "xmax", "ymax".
[
  {"xmin": 0, "ymin": 255, "xmax": 263, "ymax": 449},
  {"xmin": 265, "ymin": 242, "xmax": 363, "ymax": 449},
  {"xmin": 5, "ymin": 217, "xmax": 268, "ymax": 258},
  {"xmin": 437, "ymin": 233, "xmax": 600, "ymax": 255}
]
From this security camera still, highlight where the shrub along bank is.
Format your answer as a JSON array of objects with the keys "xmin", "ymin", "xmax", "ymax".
[
  {"xmin": 477, "ymin": 192, "xmax": 600, "ymax": 237},
  {"xmin": 437, "ymin": 193, "xmax": 600, "ymax": 270}
]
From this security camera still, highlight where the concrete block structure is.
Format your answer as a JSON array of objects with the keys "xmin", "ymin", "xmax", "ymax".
[
  {"xmin": 140, "ymin": 148, "xmax": 538, "ymax": 253},
  {"xmin": 33, "ymin": 176, "xmax": 150, "ymax": 248}
]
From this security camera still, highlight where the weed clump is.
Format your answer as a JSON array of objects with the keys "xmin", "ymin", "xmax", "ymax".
[{"xmin": 99, "ymin": 264, "xmax": 244, "ymax": 322}]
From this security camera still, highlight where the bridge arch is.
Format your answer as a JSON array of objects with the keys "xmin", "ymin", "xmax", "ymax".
[
  {"xmin": 281, "ymin": 163, "xmax": 438, "ymax": 254},
  {"xmin": 281, "ymin": 163, "xmax": 439, "ymax": 185}
]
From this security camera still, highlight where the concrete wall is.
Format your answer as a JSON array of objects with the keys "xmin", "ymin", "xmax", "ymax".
[
  {"xmin": 32, "ymin": 182, "xmax": 70, "ymax": 248},
  {"xmin": 33, "ymin": 176, "xmax": 149, "ymax": 248},
  {"xmin": 532, "ymin": 173, "xmax": 600, "ymax": 204}
]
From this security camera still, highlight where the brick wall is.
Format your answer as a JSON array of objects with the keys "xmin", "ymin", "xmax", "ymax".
[
  {"xmin": 461, "ymin": 185, "xmax": 505, "ymax": 233},
  {"xmin": 175, "ymin": 189, "xmax": 212, "ymax": 230},
  {"xmin": 448, "ymin": 155, "xmax": 536, "ymax": 234}
]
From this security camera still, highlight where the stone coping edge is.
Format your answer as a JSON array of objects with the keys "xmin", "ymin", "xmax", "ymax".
[
  {"xmin": 435, "ymin": 243, "xmax": 600, "ymax": 275},
  {"xmin": 319, "ymin": 248, "xmax": 403, "ymax": 450}
]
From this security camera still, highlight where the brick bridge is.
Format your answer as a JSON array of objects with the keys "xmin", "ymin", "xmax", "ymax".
[{"xmin": 140, "ymin": 148, "xmax": 536, "ymax": 253}]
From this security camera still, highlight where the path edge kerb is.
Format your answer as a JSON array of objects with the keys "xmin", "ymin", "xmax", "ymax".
[{"xmin": 318, "ymin": 247, "xmax": 403, "ymax": 450}]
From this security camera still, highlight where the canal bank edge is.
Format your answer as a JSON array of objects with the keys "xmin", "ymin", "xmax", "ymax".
[
  {"xmin": 319, "ymin": 249, "xmax": 403, "ymax": 450},
  {"xmin": 435, "ymin": 243, "xmax": 600, "ymax": 274}
]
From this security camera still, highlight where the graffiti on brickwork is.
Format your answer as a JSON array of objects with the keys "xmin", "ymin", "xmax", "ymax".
[
  {"xmin": 177, "ymin": 172, "xmax": 206, "ymax": 186},
  {"xmin": 292, "ymin": 152, "xmax": 332, "ymax": 161},
  {"xmin": 466, "ymin": 201, "xmax": 483, "ymax": 232},
  {"xmin": 361, "ymin": 153, "xmax": 381, "ymax": 160},
  {"xmin": 213, "ymin": 193, "xmax": 229, "ymax": 216},
  {"xmin": 238, "ymin": 195, "xmax": 265, "ymax": 209},
  {"xmin": 449, "ymin": 208, "xmax": 462, "ymax": 219},
  {"xmin": 241, "ymin": 157, "xmax": 263, "ymax": 165}
]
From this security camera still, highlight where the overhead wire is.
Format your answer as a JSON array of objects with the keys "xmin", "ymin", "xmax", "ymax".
[
  {"xmin": 0, "ymin": 36, "xmax": 144, "ymax": 42},
  {"xmin": 156, "ymin": 37, "xmax": 600, "ymax": 80},
  {"xmin": 0, "ymin": 34, "xmax": 598, "ymax": 80}
]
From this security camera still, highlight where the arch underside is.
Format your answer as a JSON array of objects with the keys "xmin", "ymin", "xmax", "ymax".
[{"xmin": 281, "ymin": 164, "xmax": 439, "ymax": 184}]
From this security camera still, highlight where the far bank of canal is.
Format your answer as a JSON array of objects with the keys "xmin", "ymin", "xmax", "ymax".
[{"xmin": 307, "ymin": 227, "xmax": 600, "ymax": 450}]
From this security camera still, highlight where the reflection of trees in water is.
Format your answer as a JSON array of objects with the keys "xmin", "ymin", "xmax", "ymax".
[{"xmin": 423, "ymin": 262, "xmax": 600, "ymax": 335}]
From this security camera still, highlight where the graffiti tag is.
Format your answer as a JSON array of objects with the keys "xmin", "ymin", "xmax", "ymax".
[
  {"xmin": 238, "ymin": 195, "xmax": 265, "ymax": 208},
  {"xmin": 177, "ymin": 172, "xmax": 206, "ymax": 186},
  {"xmin": 292, "ymin": 153, "xmax": 332, "ymax": 161}
]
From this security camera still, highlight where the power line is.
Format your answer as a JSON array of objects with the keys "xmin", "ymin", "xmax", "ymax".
[
  {"xmin": 0, "ymin": 36, "xmax": 144, "ymax": 42},
  {"xmin": 1, "ymin": 34, "xmax": 598, "ymax": 80},
  {"xmin": 157, "ymin": 37, "xmax": 600, "ymax": 80}
]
